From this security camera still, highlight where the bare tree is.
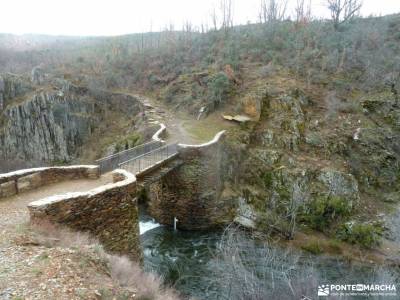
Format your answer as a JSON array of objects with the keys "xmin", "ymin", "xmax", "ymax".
[
  {"xmin": 209, "ymin": 0, "xmax": 234, "ymax": 32},
  {"xmin": 327, "ymin": 0, "xmax": 363, "ymax": 29},
  {"xmin": 259, "ymin": 0, "xmax": 288, "ymax": 23},
  {"xmin": 220, "ymin": 0, "xmax": 234, "ymax": 31},
  {"xmin": 211, "ymin": 7, "xmax": 218, "ymax": 30},
  {"xmin": 182, "ymin": 21, "xmax": 194, "ymax": 47},
  {"xmin": 209, "ymin": 225, "xmax": 319, "ymax": 299},
  {"xmin": 200, "ymin": 23, "xmax": 208, "ymax": 34},
  {"xmin": 295, "ymin": 0, "xmax": 312, "ymax": 25}
]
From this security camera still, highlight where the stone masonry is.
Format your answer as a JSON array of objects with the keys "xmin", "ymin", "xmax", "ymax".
[
  {"xmin": 28, "ymin": 169, "xmax": 142, "ymax": 262},
  {"xmin": 0, "ymin": 166, "xmax": 99, "ymax": 199},
  {"xmin": 145, "ymin": 131, "xmax": 235, "ymax": 230}
]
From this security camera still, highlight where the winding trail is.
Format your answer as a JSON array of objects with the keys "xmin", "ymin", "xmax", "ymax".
[
  {"xmin": 117, "ymin": 91, "xmax": 232, "ymax": 145},
  {"xmin": 133, "ymin": 94, "xmax": 198, "ymax": 144}
]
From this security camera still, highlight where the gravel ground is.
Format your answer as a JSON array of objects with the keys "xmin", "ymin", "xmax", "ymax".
[{"xmin": 0, "ymin": 175, "xmax": 136, "ymax": 300}]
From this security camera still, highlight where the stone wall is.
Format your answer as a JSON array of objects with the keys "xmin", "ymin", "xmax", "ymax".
[
  {"xmin": 0, "ymin": 166, "xmax": 99, "ymax": 199},
  {"xmin": 28, "ymin": 169, "xmax": 142, "ymax": 262},
  {"xmin": 145, "ymin": 131, "xmax": 236, "ymax": 230}
]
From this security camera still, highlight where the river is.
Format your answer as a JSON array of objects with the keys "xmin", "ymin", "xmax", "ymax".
[{"xmin": 139, "ymin": 209, "xmax": 400, "ymax": 299}]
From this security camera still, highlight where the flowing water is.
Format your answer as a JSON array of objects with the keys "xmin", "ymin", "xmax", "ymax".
[{"xmin": 139, "ymin": 208, "xmax": 400, "ymax": 299}]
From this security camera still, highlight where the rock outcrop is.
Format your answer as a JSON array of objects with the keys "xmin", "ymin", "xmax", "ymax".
[
  {"xmin": 31, "ymin": 66, "xmax": 45, "ymax": 85},
  {"xmin": 0, "ymin": 76, "xmax": 144, "ymax": 166},
  {"xmin": 0, "ymin": 92, "xmax": 94, "ymax": 162},
  {"xmin": 0, "ymin": 73, "xmax": 32, "ymax": 110},
  {"xmin": 226, "ymin": 86, "xmax": 400, "ymax": 237}
]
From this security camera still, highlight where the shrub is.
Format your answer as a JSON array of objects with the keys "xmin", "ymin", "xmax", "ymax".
[
  {"xmin": 262, "ymin": 171, "xmax": 273, "ymax": 188},
  {"xmin": 336, "ymin": 221, "xmax": 384, "ymax": 248},
  {"xmin": 301, "ymin": 195, "xmax": 352, "ymax": 231},
  {"xmin": 114, "ymin": 142, "xmax": 122, "ymax": 153},
  {"xmin": 207, "ymin": 72, "xmax": 232, "ymax": 108},
  {"xmin": 108, "ymin": 255, "xmax": 179, "ymax": 300},
  {"xmin": 256, "ymin": 211, "xmax": 293, "ymax": 238}
]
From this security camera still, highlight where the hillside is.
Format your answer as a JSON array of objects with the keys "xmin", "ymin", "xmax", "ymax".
[{"xmin": 0, "ymin": 12, "xmax": 400, "ymax": 298}]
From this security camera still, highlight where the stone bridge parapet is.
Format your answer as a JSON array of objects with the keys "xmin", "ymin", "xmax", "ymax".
[
  {"xmin": 28, "ymin": 169, "xmax": 141, "ymax": 261},
  {"xmin": 0, "ymin": 166, "xmax": 99, "ymax": 199}
]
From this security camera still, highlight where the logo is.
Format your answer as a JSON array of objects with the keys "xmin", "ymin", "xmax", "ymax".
[
  {"xmin": 317, "ymin": 283, "xmax": 397, "ymax": 297},
  {"xmin": 318, "ymin": 285, "xmax": 330, "ymax": 296}
]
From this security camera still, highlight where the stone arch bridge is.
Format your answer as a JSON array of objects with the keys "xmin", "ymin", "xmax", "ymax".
[{"xmin": 0, "ymin": 124, "xmax": 231, "ymax": 262}]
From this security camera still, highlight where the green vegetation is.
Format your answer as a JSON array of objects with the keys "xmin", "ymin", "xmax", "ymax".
[
  {"xmin": 113, "ymin": 132, "xmax": 142, "ymax": 154},
  {"xmin": 337, "ymin": 221, "xmax": 384, "ymax": 248},
  {"xmin": 301, "ymin": 196, "xmax": 352, "ymax": 231},
  {"xmin": 1, "ymin": 14, "xmax": 398, "ymax": 111},
  {"xmin": 208, "ymin": 72, "xmax": 233, "ymax": 108},
  {"xmin": 262, "ymin": 171, "xmax": 274, "ymax": 189},
  {"xmin": 0, "ymin": 6, "xmax": 398, "ymax": 258}
]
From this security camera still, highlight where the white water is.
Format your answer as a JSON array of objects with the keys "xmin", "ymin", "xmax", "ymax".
[{"xmin": 139, "ymin": 219, "xmax": 161, "ymax": 235}]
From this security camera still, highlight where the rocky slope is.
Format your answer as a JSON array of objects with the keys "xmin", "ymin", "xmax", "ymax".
[
  {"xmin": 0, "ymin": 72, "xmax": 145, "ymax": 170},
  {"xmin": 209, "ymin": 70, "xmax": 400, "ymax": 253}
]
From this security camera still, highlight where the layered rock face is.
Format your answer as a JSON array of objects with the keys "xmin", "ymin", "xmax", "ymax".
[
  {"xmin": 0, "ymin": 74, "xmax": 144, "ymax": 166},
  {"xmin": 0, "ymin": 73, "xmax": 32, "ymax": 110},
  {"xmin": 0, "ymin": 92, "xmax": 94, "ymax": 162}
]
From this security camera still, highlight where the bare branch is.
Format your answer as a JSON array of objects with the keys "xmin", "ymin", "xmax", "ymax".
[
  {"xmin": 259, "ymin": 0, "xmax": 288, "ymax": 23},
  {"xmin": 295, "ymin": 0, "xmax": 312, "ymax": 25},
  {"xmin": 327, "ymin": 0, "xmax": 363, "ymax": 29}
]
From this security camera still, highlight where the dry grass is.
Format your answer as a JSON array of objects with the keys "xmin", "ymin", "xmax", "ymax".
[
  {"xmin": 30, "ymin": 220, "xmax": 94, "ymax": 248},
  {"xmin": 108, "ymin": 255, "xmax": 179, "ymax": 300},
  {"xmin": 29, "ymin": 220, "xmax": 181, "ymax": 300}
]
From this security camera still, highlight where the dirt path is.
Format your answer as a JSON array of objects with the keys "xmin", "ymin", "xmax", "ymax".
[
  {"xmin": 0, "ymin": 175, "xmax": 134, "ymax": 300},
  {"xmin": 0, "ymin": 176, "xmax": 111, "ymax": 235},
  {"xmin": 119, "ymin": 92, "xmax": 233, "ymax": 144},
  {"xmin": 133, "ymin": 94, "xmax": 198, "ymax": 144}
]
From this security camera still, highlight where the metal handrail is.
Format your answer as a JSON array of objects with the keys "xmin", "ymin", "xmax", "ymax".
[
  {"xmin": 120, "ymin": 144, "xmax": 170, "ymax": 165},
  {"xmin": 96, "ymin": 140, "xmax": 165, "ymax": 174},
  {"xmin": 95, "ymin": 140, "xmax": 163, "ymax": 163},
  {"xmin": 118, "ymin": 143, "xmax": 178, "ymax": 175}
]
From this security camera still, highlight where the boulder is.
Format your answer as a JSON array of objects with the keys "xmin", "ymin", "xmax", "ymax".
[
  {"xmin": 234, "ymin": 197, "xmax": 257, "ymax": 229},
  {"xmin": 317, "ymin": 168, "xmax": 360, "ymax": 205}
]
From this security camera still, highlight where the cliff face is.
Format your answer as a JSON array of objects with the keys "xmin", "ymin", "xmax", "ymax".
[
  {"xmin": 0, "ymin": 92, "xmax": 94, "ymax": 162},
  {"xmin": 0, "ymin": 74, "xmax": 32, "ymax": 110},
  {"xmin": 0, "ymin": 74, "xmax": 144, "ymax": 167}
]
